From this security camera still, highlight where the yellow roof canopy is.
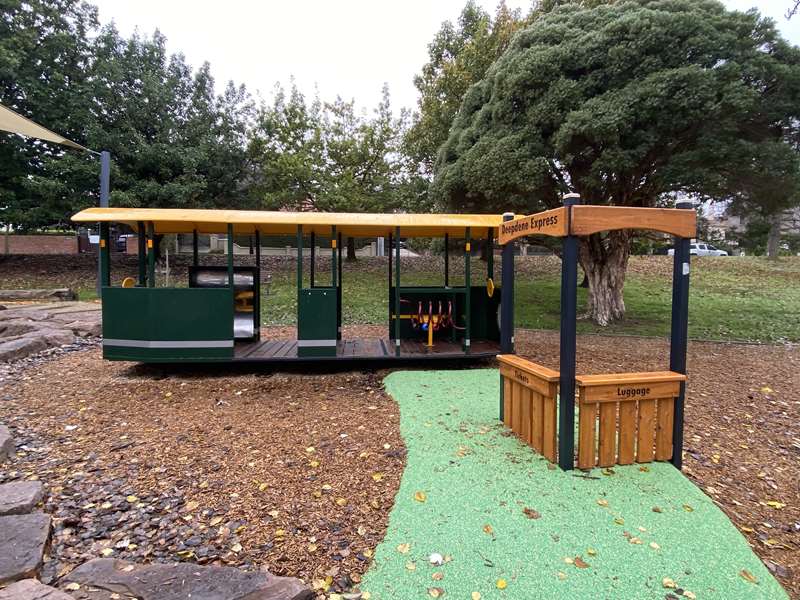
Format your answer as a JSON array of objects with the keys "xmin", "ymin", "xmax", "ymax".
[{"xmin": 71, "ymin": 208, "xmax": 507, "ymax": 238}]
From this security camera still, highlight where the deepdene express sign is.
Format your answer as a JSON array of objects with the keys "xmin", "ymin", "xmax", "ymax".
[{"xmin": 498, "ymin": 207, "xmax": 567, "ymax": 244}]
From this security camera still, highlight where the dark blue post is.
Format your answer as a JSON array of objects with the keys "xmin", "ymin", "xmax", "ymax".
[
  {"xmin": 669, "ymin": 201, "xmax": 694, "ymax": 469},
  {"xmin": 227, "ymin": 224, "xmax": 234, "ymax": 288},
  {"xmin": 395, "ymin": 226, "xmax": 401, "ymax": 357},
  {"xmin": 499, "ymin": 212, "xmax": 515, "ymax": 355},
  {"xmin": 192, "ymin": 229, "xmax": 199, "ymax": 266},
  {"xmin": 464, "ymin": 227, "xmax": 471, "ymax": 354},
  {"xmin": 558, "ymin": 193, "xmax": 581, "ymax": 470},
  {"xmin": 96, "ymin": 150, "xmax": 110, "ymax": 297}
]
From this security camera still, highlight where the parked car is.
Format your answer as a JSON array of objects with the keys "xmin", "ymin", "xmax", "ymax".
[{"xmin": 668, "ymin": 242, "xmax": 728, "ymax": 256}]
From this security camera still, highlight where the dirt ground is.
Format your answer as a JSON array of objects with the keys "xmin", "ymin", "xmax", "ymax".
[{"xmin": 0, "ymin": 327, "xmax": 798, "ymax": 597}]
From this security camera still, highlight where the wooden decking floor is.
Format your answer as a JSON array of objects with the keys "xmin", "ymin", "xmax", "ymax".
[{"xmin": 234, "ymin": 337, "xmax": 500, "ymax": 362}]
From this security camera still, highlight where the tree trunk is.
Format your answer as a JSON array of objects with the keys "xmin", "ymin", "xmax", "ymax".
[
  {"xmin": 766, "ymin": 213, "xmax": 782, "ymax": 260},
  {"xmin": 578, "ymin": 230, "xmax": 631, "ymax": 326},
  {"xmin": 346, "ymin": 237, "xmax": 357, "ymax": 261}
]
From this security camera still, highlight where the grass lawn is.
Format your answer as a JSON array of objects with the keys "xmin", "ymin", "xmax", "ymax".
[
  {"xmin": 2, "ymin": 254, "xmax": 798, "ymax": 342},
  {"xmin": 260, "ymin": 256, "xmax": 800, "ymax": 343}
]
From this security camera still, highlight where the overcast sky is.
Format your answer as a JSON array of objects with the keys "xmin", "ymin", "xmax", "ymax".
[{"xmin": 91, "ymin": 0, "xmax": 800, "ymax": 114}]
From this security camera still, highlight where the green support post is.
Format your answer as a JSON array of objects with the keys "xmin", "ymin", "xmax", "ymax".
[
  {"xmin": 337, "ymin": 231, "xmax": 343, "ymax": 341},
  {"xmin": 395, "ymin": 226, "xmax": 401, "ymax": 357},
  {"xmin": 99, "ymin": 222, "xmax": 110, "ymax": 290},
  {"xmin": 255, "ymin": 229, "xmax": 261, "ymax": 340},
  {"xmin": 146, "ymin": 222, "xmax": 155, "ymax": 288},
  {"xmin": 464, "ymin": 227, "xmax": 471, "ymax": 354},
  {"xmin": 487, "ymin": 227, "xmax": 494, "ymax": 281},
  {"xmin": 227, "ymin": 224, "xmax": 234, "ymax": 288},
  {"xmin": 444, "ymin": 233, "xmax": 449, "ymax": 287},
  {"xmin": 137, "ymin": 221, "xmax": 146, "ymax": 286},
  {"xmin": 310, "ymin": 231, "xmax": 316, "ymax": 288},
  {"xmin": 192, "ymin": 229, "xmax": 199, "ymax": 266},
  {"xmin": 296, "ymin": 224, "xmax": 303, "ymax": 303}
]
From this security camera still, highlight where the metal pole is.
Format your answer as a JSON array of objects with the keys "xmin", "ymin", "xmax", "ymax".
[
  {"xmin": 310, "ymin": 231, "xmax": 316, "ymax": 288},
  {"xmin": 146, "ymin": 222, "xmax": 155, "ymax": 288},
  {"xmin": 96, "ymin": 150, "xmax": 110, "ymax": 297},
  {"xmin": 464, "ymin": 227, "xmax": 471, "ymax": 354},
  {"xmin": 669, "ymin": 201, "xmax": 694, "ymax": 469},
  {"xmin": 192, "ymin": 229, "xmax": 199, "ymax": 266},
  {"xmin": 227, "ymin": 224, "xmax": 234, "ymax": 288},
  {"xmin": 500, "ymin": 213, "xmax": 515, "ymax": 354},
  {"xmin": 395, "ymin": 226, "xmax": 401, "ymax": 357},
  {"xmin": 444, "ymin": 233, "xmax": 449, "ymax": 287},
  {"xmin": 558, "ymin": 193, "xmax": 581, "ymax": 471},
  {"xmin": 137, "ymin": 221, "xmax": 146, "ymax": 286}
]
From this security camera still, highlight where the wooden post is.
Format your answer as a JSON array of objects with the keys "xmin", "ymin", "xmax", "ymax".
[
  {"xmin": 669, "ymin": 201, "xmax": 693, "ymax": 469},
  {"xmin": 464, "ymin": 227, "xmax": 471, "ymax": 354},
  {"xmin": 137, "ymin": 221, "xmax": 146, "ymax": 286},
  {"xmin": 558, "ymin": 193, "xmax": 581, "ymax": 470},
  {"xmin": 146, "ymin": 222, "xmax": 156, "ymax": 288},
  {"xmin": 500, "ymin": 213, "xmax": 515, "ymax": 355}
]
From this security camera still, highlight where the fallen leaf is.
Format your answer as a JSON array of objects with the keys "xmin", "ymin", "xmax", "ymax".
[
  {"xmin": 357, "ymin": 525, "xmax": 367, "ymax": 536},
  {"xmin": 268, "ymin": 510, "xmax": 279, "ymax": 518},
  {"xmin": 496, "ymin": 579, "xmax": 507, "ymax": 590},
  {"xmin": 309, "ymin": 460, "xmax": 320, "ymax": 468},
  {"xmin": 649, "ymin": 542, "xmax": 661, "ymax": 550},
  {"xmin": 335, "ymin": 497, "xmax": 348, "ymax": 506},
  {"xmin": 683, "ymin": 504, "xmax": 694, "ymax": 512},
  {"xmin": 523, "ymin": 507, "xmax": 541, "ymax": 519},
  {"xmin": 414, "ymin": 490, "xmax": 427, "ymax": 503},
  {"xmin": 372, "ymin": 472, "xmax": 384, "ymax": 482},
  {"xmin": 305, "ymin": 446, "xmax": 315, "ymax": 453},
  {"xmin": 64, "ymin": 583, "xmax": 81, "ymax": 591},
  {"xmin": 209, "ymin": 516, "xmax": 223, "ymax": 526},
  {"xmin": 483, "ymin": 524, "xmax": 493, "ymax": 535},
  {"xmin": 405, "ymin": 561, "xmax": 416, "ymax": 571},
  {"xmin": 614, "ymin": 517, "xmax": 625, "ymax": 526},
  {"xmin": 766, "ymin": 501, "xmax": 786, "ymax": 509},
  {"xmin": 652, "ymin": 506, "xmax": 663, "ymax": 513},
  {"xmin": 662, "ymin": 577, "xmax": 677, "ymax": 589},
  {"xmin": 629, "ymin": 537, "xmax": 643, "ymax": 545},
  {"xmin": 684, "ymin": 591, "xmax": 696, "ymax": 600},
  {"xmin": 307, "ymin": 543, "xmax": 317, "ymax": 552},
  {"xmin": 125, "ymin": 495, "xmax": 138, "ymax": 503},
  {"xmin": 100, "ymin": 548, "xmax": 114, "ymax": 557},
  {"xmin": 740, "ymin": 569, "xmax": 758, "ymax": 584},
  {"xmin": 586, "ymin": 548, "xmax": 597, "ymax": 556},
  {"xmin": 428, "ymin": 588, "xmax": 444, "ymax": 598},
  {"xmin": 432, "ymin": 572, "xmax": 444, "ymax": 581},
  {"xmin": 574, "ymin": 556, "xmax": 589, "ymax": 569},
  {"xmin": 231, "ymin": 543, "xmax": 242, "ymax": 553},
  {"xmin": 471, "ymin": 593, "xmax": 481, "ymax": 600},
  {"xmin": 397, "ymin": 543, "xmax": 411, "ymax": 554},
  {"xmin": 557, "ymin": 571, "xmax": 567, "ymax": 581},
  {"xmin": 563, "ymin": 557, "xmax": 574, "ymax": 565},
  {"xmin": 596, "ymin": 499, "xmax": 609, "ymax": 507}
]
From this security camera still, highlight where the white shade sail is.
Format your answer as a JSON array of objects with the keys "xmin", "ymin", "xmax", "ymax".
[{"xmin": 0, "ymin": 103, "xmax": 87, "ymax": 151}]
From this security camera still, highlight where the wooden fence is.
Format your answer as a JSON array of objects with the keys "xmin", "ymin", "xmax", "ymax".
[
  {"xmin": 576, "ymin": 372, "xmax": 685, "ymax": 469},
  {"xmin": 498, "ymin": 355, "xmax": 558, "ymax": 463},
  {"xmin": 498, "ymin": 356, "xmax": 686, "ymax": 470}
]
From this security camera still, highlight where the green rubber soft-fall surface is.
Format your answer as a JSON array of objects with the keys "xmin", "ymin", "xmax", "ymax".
[{"xmin": 360, "ymin": 369, "xmax": 787, "ymax": 600}]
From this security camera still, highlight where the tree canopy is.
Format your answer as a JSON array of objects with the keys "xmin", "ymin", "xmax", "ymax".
[{"xmin": 433, "ymin": 0, "xmax": 800, "ymax": 323}]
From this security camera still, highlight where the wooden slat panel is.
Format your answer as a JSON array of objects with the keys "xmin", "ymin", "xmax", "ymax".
[
  {"xmin": 497, "ymin": 355, "xmax": 560, "ymax": 381},
  {"xmin": 655, "ymin": 398, "xmax": 674, "ymax": 461},
  {"xmin": 579, "ymin": 380, "xmax": 681, "ymax": 403},
  {"xmin": 542, "ymin": 392, "xmax": 557, "ymax": 463},
  {"xmin": 618, "ymin": 401, "xmax": 637, "ymax": 465},
  {"xmin": 577, "ymin": 391, "xmax": 597, "ymax": 470},
  {"xmin": 503, "ymin": 376, "xmax": 512, "ymax": 429},
  {"xmin": 512, "ymin": 381, "xmax": 523, "ymax": 437},
  {"xmin": 520, "ymin": 387, "xmax": 532, "ymax": 445},
  {"xmin": 576, "ymin": 370, "xmax": 686, "ymax": 386},
  {"xmin": 499, "ymin": 365, "xmax": 556, "ymax": 397},
  {"xmin": 637, "ymin": 399, "xmax": 656, "ymax": 463},
  {"xmin": 531, "ymin": 390, "xmax": 544, "ymax": 452},
  {"xmin": 598, "ymin": 402, "xmax": 617, "ymax": 467},
  {"xmin": 497, "ymin": 207, "xmax": 567, "ymax": 244},
  {"xmin": 570, "ymin": 206, "xmax": 696, "ymax": 238}
]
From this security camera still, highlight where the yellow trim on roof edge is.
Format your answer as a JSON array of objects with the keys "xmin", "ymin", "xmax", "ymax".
[{"xmin": 71, "ymin": 208, "xmax": 508, "ymax": 238}]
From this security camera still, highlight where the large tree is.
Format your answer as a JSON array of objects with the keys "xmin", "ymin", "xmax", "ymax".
[{"xmin": 434, "ymin": 0, "xmax": 800, "ymax": 325}]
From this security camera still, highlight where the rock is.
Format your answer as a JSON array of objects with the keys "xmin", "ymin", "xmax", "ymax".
[
  {"xmin": 0, "ymin": 481, "xmax": 44, "ymax": 516},
  {"xmin": 62, "ymin": 320, "xmax": 102, "ymax": 337},
  {"xmin": 64, "ymin": 558, "xmax": 314, "ymax": 600},
  {"xmin": 0, "ymin": 337, "xmax": 48, "ymax": 362},
  {"xmin": 24, "ymin": 329, "xmax": 76, "ymax": 347},
  {"xmin": 0, "ymin": 513, "xmax": 51, "ymax": 584},
  {"xmin": 0, "ymin": 289, "xmax": 77, "ymax": 302},
  {"xmin": 0, "ymin": 424, "xmax": 12, "ymax": 460},
  {"xmin": 0, "ymin": 578, "xmax": 74, "ymax": 600}
]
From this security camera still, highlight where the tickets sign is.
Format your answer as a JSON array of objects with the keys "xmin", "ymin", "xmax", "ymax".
[{"xmin": 497, "ymin": 207, "xmax": 567, "ymax": 244}]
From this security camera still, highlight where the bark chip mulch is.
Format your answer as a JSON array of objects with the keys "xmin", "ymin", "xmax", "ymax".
[{"xmin": 0, "ymin": 345, "xmax": 403, "ymax": 595}]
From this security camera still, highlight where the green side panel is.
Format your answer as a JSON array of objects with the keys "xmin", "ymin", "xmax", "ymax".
[
  {"xmin": 298, "ymin": 287, "xmax": 337, "ymax": 357},
  {"xmin": 469, "ymin": 286, "xmax": 501, "ymax": 341},
  {"xmin": 102, "ymin": 287, "xmax": 234, "ymax": 362}
]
